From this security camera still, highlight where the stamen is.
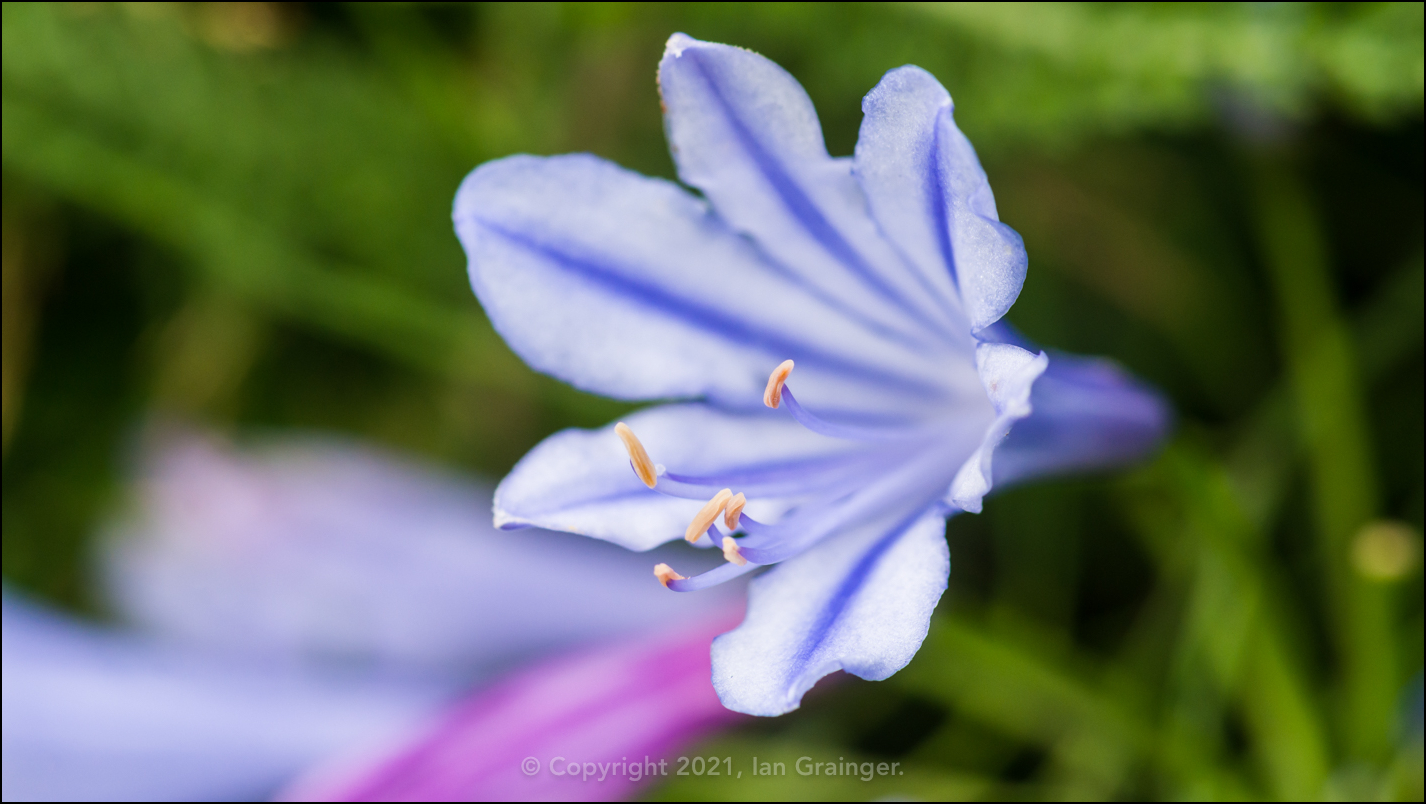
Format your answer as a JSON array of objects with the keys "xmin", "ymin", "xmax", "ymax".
[
  {"xmin": 686, "ymin": 523, "xmax": 720, "ymax": 549},
  {"xmin": 664, "ymin": 561, "xmax": 758, "ymax": 593},
  {"xmin": 615, "ymin": 422, "xmax": 657, "ymax": 488},
  {"xmin": 763, "ymin": 359, "xmax": 795, "ymax": 408},
  {"xmin": 723, "ymin": 492, "xmax": 746, "ymax": 530},
  {"xmin": 685, "ymin": 488, "xmax": 733, "ymax": 542},
  {"xmin": 780, "ymin": 386, "xmax": 897, "ymax": 441},
  {"xmin": 653, "ymin": 563, "xmax": 686, "ymax": 588},
  {"xmin": 722, "ymin": 536, "xmax": 747, "ymax": 566},
  {"xmin": 737, "ymin": 446, "xmax": 952, "ymax": 565},
  {"xmin": 664, "ymin": 559, "xmax": 760, "ymax": 592},
  {"xmin": 662, "ymin": 454, "xmax": 872, "ymax": 497},
  {"xmin": 733, "ymin": 510, "xmax": 781, "ymax": 538}
]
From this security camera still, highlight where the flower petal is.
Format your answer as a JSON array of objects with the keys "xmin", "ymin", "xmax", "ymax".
[
  {"xmin": 495, "ymin": 403, "xmax": 879, "ymax": 552},
  {"xmin": 853, "ymin": 68, "xmax": 964, "ymax": 322},
  {"xmin": 455, "ymin": 153, "xmax": 952, "ymax": 414},
  {"xmin": 280, "ymin": 615, "xmax": 744, "ymax": 802},
  {"xmin": 856, "ymin": 66, "xmax": 1028, "ymax": 333},
  {"xmin": 946, "ymin": 343, "xmax": 1050, "ymax": 513},
  {"xmin": 658, "ymin": 34, "xmax": 962, "ymax": 339},
  {"xmin": 991, "ymin": 353, "xmax": 1172, "ymax": 487},
  {"xmin": 103, "ymin": 431, "xmax": 743, "ymax": 674},
  {"xmin": 1, "ymin": 591, "xmax": 443, "ymax": 802},
  {"xmin": 710, "ymin": 506, "xmax": 949, "ymax": 716},
  {"xmin": 946, "ymin": 344, "xmax": 1171, "ymax": 513}
]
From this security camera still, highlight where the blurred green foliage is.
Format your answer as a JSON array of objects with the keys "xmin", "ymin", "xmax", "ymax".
[{"xmin": 2, "ymin": 2, "xmax": 1422, "ymax": 800}]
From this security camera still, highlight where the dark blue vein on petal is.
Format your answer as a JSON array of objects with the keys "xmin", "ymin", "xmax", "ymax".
[
  {"xmin": 931, "ymin": 107, "xmax": 959, "ymax": 292},
  {"xmin": 736, "ymin": 241, "xmax": 944, "ymax": 355},
  {"xmin": 510, "ymin": 486, "xmax": 658, "ymax": 521},
  {"xmin": 784, "ymin": 502, "xmax": 941, "ymax": 693},
  {"xmin": 663, "ymin": 450, "xmax": 874, "ymax": 487},
  {"xmin": 871, "ymin": 198, "xmax": 964, "ymax": 330},
  {"xmin": 507, "ymin": 444, "xmax": 902, "ymax": 527},
  {"xmin": 467, "ymin": 218, "xmax": 947, "ymax": 398},
  {"xmin": 681, "ymin": 50, "xmax": 955, "ymax": 340}
]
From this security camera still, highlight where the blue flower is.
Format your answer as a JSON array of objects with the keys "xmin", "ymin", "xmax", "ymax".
[{"xmin": 453, "ymin": 34, "xmax": 1169, "ymax": 716}]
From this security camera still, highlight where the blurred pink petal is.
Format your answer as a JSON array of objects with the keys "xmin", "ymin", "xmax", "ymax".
[{"xmin": 283, "ymin": 614, "xmax": 746, "ymax": 802}]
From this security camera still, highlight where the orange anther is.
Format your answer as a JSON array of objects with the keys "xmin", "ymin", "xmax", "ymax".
[
  {"xmin": 763, "ymin": 360, "xmax": 795, "ymax": 408},
  {"xmin": 685, "ymin": 488, "xmax": 733, "ymax": 542},
  {"xmin": 615, "ymin": 422, "xmax": 658, "ymax": 488},
  {"xmin": 722, "ymin": 536, "xmax": 748, "ymax": 566},
  {"xmin": 653, "ymin": 563, "xmax": 686, "ymax": 588},
  {"xmin": 723, "ymin": 492, "xmax": 747, "ymax": 530}
]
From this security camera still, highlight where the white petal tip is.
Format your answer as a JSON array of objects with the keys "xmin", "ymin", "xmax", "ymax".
[{"xmin": 664, "ymin": 32, "xmax": 698, "ymax": 58}]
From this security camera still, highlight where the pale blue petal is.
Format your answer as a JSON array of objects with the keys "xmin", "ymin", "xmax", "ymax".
[
  {"xmin": 855, "ymin": 66, "xmax": 1028, "ymax": 333},
  {"xmin": 710, "ymin": 506, "xmax": 949, "ymax": 716},
  {"xmin": 991, "ymin": 353, "xmax": 1171, "ymax": 487},
  {"xmin": 658, "ymin": 34, "xmax": 963, "ymax": 340},
  {"xmin": 853, "ymin": 67, "xmax": 965, "ymax": 324},
  {"xmin": 947, "ymin": 343, "xmax": 1049, "ymax": 513},
  {"xmin": 2, "ymin": 591, "xmax": 443, "ymax": 802},
  {"xmin": 102, "ymin": 432, "xmax": 743, "ymax": 675},
  {"xmin": 494, "ymin": 403, "xmax": 878, "ymax": 551},
  {"xmin": 455, "ymin": 153, "xmax": 953, "ymax": 415}
]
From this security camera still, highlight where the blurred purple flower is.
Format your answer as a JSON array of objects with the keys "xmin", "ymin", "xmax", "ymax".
[
  {"xmin": 454, "ymin": 34, "xmax": 1170, "ymax": 716},
  {"xmin": 2, "ymin": 590, "xmax": 443, "ymax": 802},
  {"xmin": 281, "ymin": 614, "xmax": 743, "ymax": 802},
  {"xmin": 3, "ymin": 430, "xmax": 743, "ymax": 801},
  {"xmin": 103, "ymin": 430, "xmax": 742, "ymax": 676}
]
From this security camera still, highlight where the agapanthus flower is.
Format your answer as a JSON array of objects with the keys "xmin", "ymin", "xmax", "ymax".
[
  {"xmin": 3, "ymin": 431, "xmax": 742, "ymax": 801},
  {"xmin": 454, "ymin": 34, "xmax": 1169, "ymax": 716}
]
